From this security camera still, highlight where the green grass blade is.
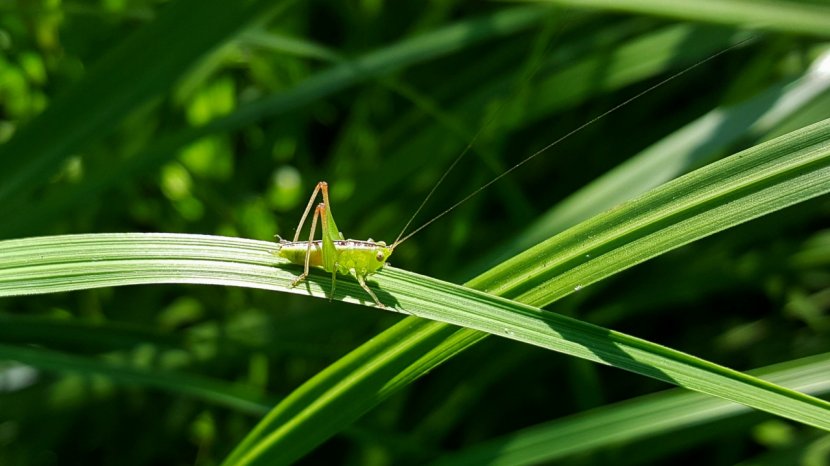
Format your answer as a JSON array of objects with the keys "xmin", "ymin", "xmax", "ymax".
[
  {"xmin": 219, "ymin": 117, "xmax": 830, "ymax": 464},
  {"xmin": 473, "ymin": 117, "xmax": 830, "ymax": 304},
  {"xmin": 476, "ymin": 68, "xmax": 830, "ymax": 271},
  {"xmin": 3, "ymin": 118, "xmax": 830, "ymax": 463},
  {"xmin": 6, "ymin": 3, "xmax": 825, "ymax": 463},
  {"xmin": 431, "ymin": 352, "xmax": 830, "ymax": 466},
  {"xmin": 0, "ymin": 0, "xmax": 281, "ymax": 206},
  {"xmin": 238, "ymin": 30, "xmax": 344, "ymax": 63},
  {"xmin": 0, "ymin": 342, "xmax": 274, "ymax": 415},
  {"xmin": 525, "ymin": 0, "xmax": 830, "ymax": 37},
  {"xmin": 1, "ymin": 234, "xmax": 829, "ymax": 459},
  {"xmin": 220, "ymin": 319, "xmax": 480, "ymax": 466}
]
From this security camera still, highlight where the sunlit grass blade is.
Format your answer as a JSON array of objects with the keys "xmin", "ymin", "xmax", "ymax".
[
  {"xmin": 6, "ymin": 2, "xmax": 825, "ymax": 463},
  {"xmin": 219, "ymin": 117, "xmax": 830, "ymax": 463},
  {"xmin": 431, "ymin": 352, "xmax": 830, "ymax": 466},
  {"xmin": 473, "ymin": 117, "xmax": 830, "ymax": 304},
  {"xmin": 525, "ymin": 0, "xmax": 830, "ymax": 37},
  {"xmin": 0, "ymin": 0, "xmax": 281, "ymax": 207},
  {"xmin": 3, "ymin": 119, "xmax": 829, "ymax": 463},
  {"xmin": 1, "ymin": 232, "xmax": 830, "ymax": 462}
]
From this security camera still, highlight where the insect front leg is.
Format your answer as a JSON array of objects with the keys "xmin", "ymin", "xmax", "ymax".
[{"xmin": 355, "ymin": 272, "xmax": 384, "ymax": 308}]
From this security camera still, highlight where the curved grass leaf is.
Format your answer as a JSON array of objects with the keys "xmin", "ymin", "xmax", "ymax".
[
  {"xmin": 0, "ymin": 342, "xmax": 274, "ymax": 415},
  {"xmin": 3, "ymin": 119, "xmax": 830, "ymax": 462},
  {"xmin": 239, "ymin": 30, "xmax": 344, "ymax": 63},
  {"xmin": 221, "ymin": 117, "xmax": 830, "ymax": 464},
  {"xmin": 526, "ymin": 0, "xmax": 830, "ymax": 37},
  {"xmin": 472, "ymin": 117, "xmax": 830, "ymax": 303},
  {"xmin": 431, "ymin": 352, "xmax": 830, "ymax": 466},
  {"xmin": 2, "ymin": 230, "xmax": 830, "ymax": 462},
  {"xmin": 2, "ymin": 232, "xmax": 830, "ymax": 456}
]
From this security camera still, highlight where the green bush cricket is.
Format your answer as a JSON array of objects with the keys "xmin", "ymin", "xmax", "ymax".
[{"xmin": 276, "ymin": 181, "xmax": 394, "ymax": 308}]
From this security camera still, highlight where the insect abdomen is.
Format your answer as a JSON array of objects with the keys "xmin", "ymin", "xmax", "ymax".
[{"xmin": 278, "ymin": 242, "xmax": 324, "ymax": 268}]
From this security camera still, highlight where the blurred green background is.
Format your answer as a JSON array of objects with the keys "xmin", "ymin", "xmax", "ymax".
[{"xmin": 1, "ymin": 0, "xmax": 830, "ymax": 465}]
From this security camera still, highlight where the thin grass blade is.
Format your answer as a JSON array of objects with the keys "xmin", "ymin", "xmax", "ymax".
[
  {"xmin": 525, "ymin": 0, "xmax": 830, "ymax": 37},
  {"xmin": 431, "ymin": 352, "xmax": 830, "ymax": 466}
]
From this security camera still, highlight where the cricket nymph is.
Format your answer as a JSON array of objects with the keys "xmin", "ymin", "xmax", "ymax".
[
  {"xmin": 275, "ymin": 181, "xmax": 395, "ymax": 308},
  {"xmin": 277, "ymin": 239, "xmax": 393, "ymax": 278}
]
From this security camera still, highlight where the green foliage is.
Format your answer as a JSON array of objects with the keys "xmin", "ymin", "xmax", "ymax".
[{"xmin": 1, "ymin": 1, "xmax": 830, "ymax": 465}]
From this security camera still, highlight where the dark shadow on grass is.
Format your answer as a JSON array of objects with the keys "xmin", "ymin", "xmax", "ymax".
[
  {"xmin": 543, "ymin": 311, "xmax": 675, "ymax": 387},
  {"xmin": 284, "ymin": 265, "xmax": 401, "ymax": 311}
]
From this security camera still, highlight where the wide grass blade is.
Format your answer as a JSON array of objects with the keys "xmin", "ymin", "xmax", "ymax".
[{"xmin": 2, "ymin": 231, "xmax": 830, "ymax": 462}]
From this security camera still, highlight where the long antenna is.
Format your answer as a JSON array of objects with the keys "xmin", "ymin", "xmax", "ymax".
[
  {"xmin": 393, "ymin": 13, "xmax": 570, "ymax": 247},
  {"xmin": 391, "ymin": 110, "xmax": 493, "ymax": 246},
  {"xmin": 393, "ymin": 35, "xmax": 755, "ymax": 248}
]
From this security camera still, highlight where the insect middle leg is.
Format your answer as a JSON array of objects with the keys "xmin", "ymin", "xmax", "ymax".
[
  {"xmin": 290, "ymin": 203, "xmax": 323, "ymax": 288},
  {"xmin": 290, "ymin": 202, "xmax": 341, "ymax": 303}
]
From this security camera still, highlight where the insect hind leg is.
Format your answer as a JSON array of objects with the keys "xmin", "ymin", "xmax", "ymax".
[{"xmin": 292, "ymin": 181, "xmax": 327, "ymax": 242}]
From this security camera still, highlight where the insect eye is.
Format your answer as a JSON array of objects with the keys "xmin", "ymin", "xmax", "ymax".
[{"xmin": 376, "ymin": 251, "xmax": 385, "ymax": 262}]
